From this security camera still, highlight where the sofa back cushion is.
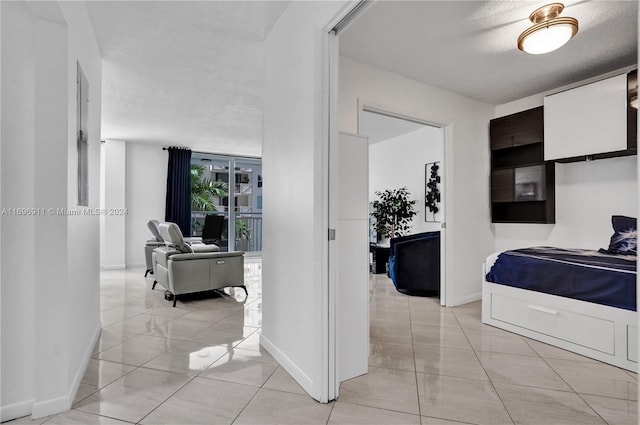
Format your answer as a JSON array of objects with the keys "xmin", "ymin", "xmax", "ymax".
[
  {"xmin": 159, "ymin": 222, "xmax": 193, "ymax": 253},
  {"xmin": 147, "ymin": 219, "xmax": 164, "ymax": 242}
]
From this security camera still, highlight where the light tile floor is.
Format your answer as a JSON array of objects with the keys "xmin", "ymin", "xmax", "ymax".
[{"xmin": 7, "ymin": 259, "xmax": 638, "ymax": 425}]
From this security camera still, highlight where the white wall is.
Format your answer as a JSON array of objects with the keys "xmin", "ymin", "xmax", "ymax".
[
  {"xmin": 493, "ymin": 158, "xmax": 637, "ymax": 251},
  {"xmin": 1, "ymin": 1, "xmax": 102, "ymax": 420},
  {"xmin": 493, "ymin": 70, "xmax": 638, "ymax": 252},
  {"xmin": 368, "ymin": 126, "xmax": 444, "ymax": 234},
  {"xmin": 124, "ymin": 143, "xmax": 168, "ymax": 267},
  {"xmin": 339, "ymin": 56, "xmax": 495, "ymax": 306},
  {"xmin": 101, "ymin": 139, "xmax": 126, "ymax": 269},
  {"xmin": 261, "ymin": 0, "xmax": 351, "ymax": 402},
  {"xmin": 100, "ymin": 141, "xmax": 167, "ymax": 268},
  {"xmin": 2, "ymin": 2, "xmax": 38, "ymax": 416},
  {"xmin": 62, "ymin": 1, "xmax": 102, "ymax": 410}
]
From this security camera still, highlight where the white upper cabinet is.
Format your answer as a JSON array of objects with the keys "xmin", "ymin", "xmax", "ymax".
[{"xmin": 544, "ymin": 74, "xmax": 628, "ymax": 161}]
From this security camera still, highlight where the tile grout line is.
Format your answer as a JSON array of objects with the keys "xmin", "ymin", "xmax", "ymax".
[
  {"xmin": 325, "ymin": 399, "xmax": 337, "ymax": 425},
  {"xmin": 134, "ymin": 369, "xmax": 203, "ymax": 424},
  {"xmin": 228, "ymin": 362, "xmax": 281, "ymax": 425},
  {"xmin": 366, "ymin": 275, "xmax": 424, "ymax": 420},
  {"xmin": 85, "ymin": 272, "xmax": 260, "ymax": 425},
  {"xmin": 132, "ymin": 294, "xmax": 258, "ymax": 424},
  {"xmin": 530, "ymin": 342, "xmax": 612, "ymax": 425},
  {"xmin": 406, "ymin": 285, "xmax": 423, "ymax": 419},
  {"xmin": 456, "ymin": 317, "xmax": 516, "ymax": 425}
]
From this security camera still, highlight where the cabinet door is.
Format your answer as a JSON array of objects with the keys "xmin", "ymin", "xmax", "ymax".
[
  {"xmin": 628, "ymin": 70, "xmax": 637, "ymax": 150},
  {"xmin": 544, "ymin": 74, "xmax": 627, "ymax": 160},
  {"xmin": 491, "ymin": 169, "xmax": 514, "ymax": 202},
  {"xmin": 490, "ymin": 115, "xmax": 515, "ymax": 150},
  {"xmin": 490, "ymin": 107, "xmax": 543, "ymax": 150},
  {"xmin": 514, "ymin": 165, "xmax": 546, "ymax": 201}
]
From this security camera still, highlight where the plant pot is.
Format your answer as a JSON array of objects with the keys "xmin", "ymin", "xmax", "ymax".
[{"xmin": 236, "ymin": 238, "xmax": 249, "ymax": 252}]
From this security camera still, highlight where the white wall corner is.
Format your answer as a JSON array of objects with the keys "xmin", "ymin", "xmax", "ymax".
[
  {"xmin": 65, "ymin": 323, "xmax": 101, "ymax": 414},
  {"xmin": 30, "ymin": 321, "xmax": 100, "ymax": 419},
  {"xmin": 448, "ymin": 292, "xmax": 482, "ymax": 308}
]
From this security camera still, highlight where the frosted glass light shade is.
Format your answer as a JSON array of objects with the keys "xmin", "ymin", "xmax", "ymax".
[
  {"xmin": 520, "ymin": 23, "xmax": 575, "ymax": 54},
  {"xmin": 517, "ymin": 4, "xmax": 578, "ymax": 55}
]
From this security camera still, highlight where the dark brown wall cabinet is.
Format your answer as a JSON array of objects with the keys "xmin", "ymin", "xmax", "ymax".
[
  {"xmin": 490, "ymin": 106, "xmax": 555, "ymax": 223},
  {"xmin": 627, "ymin": 70, "xmax": 637, "ymax": 151}
]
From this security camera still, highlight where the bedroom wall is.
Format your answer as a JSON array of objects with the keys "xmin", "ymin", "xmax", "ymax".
[
  {"xmin": 493, "ymin": 68, "xmax": 638, "ymax": 253},
  {"xmin": 368, "ymin": 126, "xmax": 444, "ymax": 234},
  {"xmin": 339, "ymin": 56, "xmax": 495, "ymax": 306}
]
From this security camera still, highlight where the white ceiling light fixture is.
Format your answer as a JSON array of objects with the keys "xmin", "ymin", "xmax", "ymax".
[{"xmin": 518, "ymin": 3, "xmax": 578, "ymax": 55}]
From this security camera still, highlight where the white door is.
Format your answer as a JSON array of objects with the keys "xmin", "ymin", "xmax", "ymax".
[
  {"xmin": 336, "ymin": 133, "xmax": 370, "ymax": 384},
  {"xmin": 327, "ymin": 30, "xmax": 369, "ymax": 399}
]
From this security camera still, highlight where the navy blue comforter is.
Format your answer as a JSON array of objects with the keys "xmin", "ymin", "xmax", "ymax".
[{"xmin": 486, "ymin": 247, "xmax": 637, "ymax": 311}]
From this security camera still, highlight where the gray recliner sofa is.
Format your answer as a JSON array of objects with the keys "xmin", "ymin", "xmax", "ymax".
[
  {"xmin": 153, "ymin": 222, "xmax": 246, "ymax": 307},
  {"xmin": 145, "ymin": 219, "xmax": 205, "ymax": 277},
  {"xmin": 144, "ymin": 220, "xmax": 165, "ymax": 277}
]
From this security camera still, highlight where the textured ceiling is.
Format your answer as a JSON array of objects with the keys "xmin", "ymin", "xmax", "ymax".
[
  {"xmin": 339, "ymin": 0, "xmax": 638, "ymax": 105},
  {"xmin": 88, "ymin": 1, "xmax": 637, "ymax": 158},
  {"xmin": 86, "ymin": 1, "xmax": 289, "ymax": 157}
]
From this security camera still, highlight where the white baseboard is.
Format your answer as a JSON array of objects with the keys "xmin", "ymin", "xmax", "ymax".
[
  {"xmin": 31, "ymin": 322, "xmax": 101, "ymax": 419},
  {"xmin": 1, "ymin": 399, "xmax": 34, "ymax": 422},
  {"xmin": 66, "ymin": 323, "xmax": 101, "ymax": 410},
  {"xmin": 100, "ymin": 264, "xmax": 126, "ymax": 270},
  {"xmin": 448, "ymin": 291, "xmax": 481, "ymax": 307},
  {"xmin": 126, "ymin": 262, "xmax": 145, "ymax": 268},
  {"xmin": 31, "ymin": 394, "xmax": 69, "ymax": 420},
  {"xmin": 260, "ymin": 334, "xmax": 315, "ymax": 398}
]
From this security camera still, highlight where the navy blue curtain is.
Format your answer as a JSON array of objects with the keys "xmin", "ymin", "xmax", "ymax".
[{"xmin": 165, "ymin": 147, "xmax": 192, "ymax": 236}]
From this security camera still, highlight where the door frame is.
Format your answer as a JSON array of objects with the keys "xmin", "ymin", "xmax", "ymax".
[
  {"xmin": 326, "ymin": 23, "xmax": 451, "ymax": 402},
  {"xmin": 355, "ymin": 100, "xmax": 450, "ymax": 306}
]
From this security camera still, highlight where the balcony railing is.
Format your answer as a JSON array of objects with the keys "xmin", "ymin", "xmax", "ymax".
[{"xmin": 191, "ymin": 211, "xmax": 262, "ymax": 253}]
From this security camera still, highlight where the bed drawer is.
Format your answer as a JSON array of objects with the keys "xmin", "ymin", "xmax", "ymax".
[{"xmin": 490, "ymin": 293, "xmax": 615, "ymax": 355}]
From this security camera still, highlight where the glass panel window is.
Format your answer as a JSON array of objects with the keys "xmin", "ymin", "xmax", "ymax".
[{"xmin": 191, "ymin": 153, "xmax": 262, "ymax": 252}]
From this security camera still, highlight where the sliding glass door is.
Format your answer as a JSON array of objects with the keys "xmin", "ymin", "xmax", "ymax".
[
  {"xmin": 233, "ymin": 158, "xmax": 262, "ymax": 253},
  {"xmin": 191, "ymin": 153, "xmax": 262, "ymax": 253}
]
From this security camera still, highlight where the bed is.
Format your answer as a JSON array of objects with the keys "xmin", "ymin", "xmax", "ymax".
[{"xmin": 482, "ymin": 244, "xmax": 637, "ymax": 372}]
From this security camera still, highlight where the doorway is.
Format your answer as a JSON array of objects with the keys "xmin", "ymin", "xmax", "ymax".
[{"xmin": 358, "ymin": 106, "xmax": 447, "ymax": 304}]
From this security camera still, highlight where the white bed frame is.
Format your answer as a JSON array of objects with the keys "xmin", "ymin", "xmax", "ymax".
[{"xmin": 482, "ymin": 264, "xmax": 638, "ymax": 372}]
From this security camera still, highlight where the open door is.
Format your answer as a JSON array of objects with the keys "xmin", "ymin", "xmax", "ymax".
[
  {"xmin": 335, "ymin": 132, "xmax": 369, "ymax": 384},
  {"xmin": 327, "ymin": 27, "xmax": 370, "ymax": 399}
]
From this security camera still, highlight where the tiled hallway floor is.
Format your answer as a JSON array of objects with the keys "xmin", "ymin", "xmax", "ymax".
[{"xmin": 8, "ymin": 259, "xmax": 638, "ymax": 424}]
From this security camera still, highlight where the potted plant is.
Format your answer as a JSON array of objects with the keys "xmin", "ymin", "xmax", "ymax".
[
  {"xmin": 235, "ymin": 219, "xmax": 251, "ymax": 251},
  {"xmin": 371, "ymin": 187, "xmax": 418, "ymax": 241}
]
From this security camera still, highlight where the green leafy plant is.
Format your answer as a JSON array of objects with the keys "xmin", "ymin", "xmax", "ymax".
[
  {"xmin": 235, "ymin": 219, "xmax": 251, "ymax": 240},
  {"xmin": 190, "ymin": 165, "xmax": 228, "ymax": 212},
  {"xmin": 371, "ymin": 187, "xmax": 417, "ymax": 239}
]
